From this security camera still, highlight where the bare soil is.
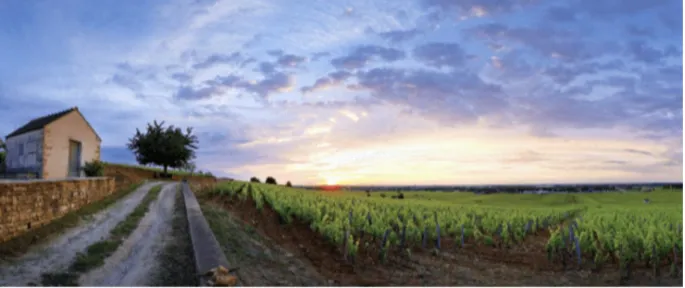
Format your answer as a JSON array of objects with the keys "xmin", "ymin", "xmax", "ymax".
[
  {"xmin": 0, "ymin": 182, "xmax": 160, "ymax": 286},
  {"xmin": 201, "ymin": 202, "xmax": 328, "ymax": 286},
  {"xmin": 200, "ymin": 193, "xmax": 684, "ymax": 286}
]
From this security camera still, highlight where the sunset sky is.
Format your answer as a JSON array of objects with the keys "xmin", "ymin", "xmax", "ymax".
[{"xmin": 0, "ymin": 0, "xmax": 682, "ymax": 185}]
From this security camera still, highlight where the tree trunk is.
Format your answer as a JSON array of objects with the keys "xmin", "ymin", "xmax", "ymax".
[{"xmin": 163, "ymin": 165, "xmax": 168, "ymax": 174}]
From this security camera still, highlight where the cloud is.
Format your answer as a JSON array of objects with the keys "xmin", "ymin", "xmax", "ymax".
[
  {"xmin": 378, "ymin": 28, "xmax": 422, "ymax": 43},
  {"xmin": 301, "ymin": 70, "xmax": 352, "ymax": 94},
  {"xmin": 624, "ymin": 40, "xmax": 680, "ymax": 64},
  {"xmin": 350, "ymin": 67, "xmax": 510, "ymax": 125},
  {"xmin": 330, "ymin": 45, "xmax": 406, "ymax": 70},
  {"xmin": 420, "ymin": 0, "xmax": 539, "ymax": 19},
  {"xmin": 257, "ymin": 62, "xmax": 276, "ymax": 74},
  {"xmin": 625, "ymin": 26, "xmax": 656, "ymax": 38},
  {"xmin": 623, "ymin": 148, "xmax": 654, "ymax": 157},
  {"xmin": 412, "ymin": 42, "xmax": 471, "ymax": 70},
  {"xmin": 242, "ymin": 72, "xmax": 296, "ymax": 98},
  {"xmin": 192, "ymin": 52, "xmax": 242, "ymax": 70},
  {"xmin": 107, "ymin": 74, "xmax": 143, "ymax": 91},
  {"xmin": 276, "ymin": 54, "xmax": 307, "ymax": 67},
  {"xmin": 311, "ymin": 52, "xmax": 331, "ymax": 61},
  {"xmin": 465, "ymin": 23, "xmax": 614, "ymax": 63}
]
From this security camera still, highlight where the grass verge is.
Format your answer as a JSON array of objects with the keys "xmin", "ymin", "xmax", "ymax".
[
  {"xmin": 40, "ymin": 184, "xmax": 165, "ymax": 286},
  {"xmin": 149, "ymin": 185, "xmax": 198, "ymax": 286},
  {"xmin": 0, "ymin": 182, "xmax": 145, "ymax": 259}
]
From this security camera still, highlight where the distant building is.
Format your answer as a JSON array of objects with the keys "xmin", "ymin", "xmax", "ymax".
[{"xmin": 4, "ymin": 107, "xmax": 101, "ymax": 179}]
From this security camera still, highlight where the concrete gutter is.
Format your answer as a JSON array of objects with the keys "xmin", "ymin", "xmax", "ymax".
[{"xmin": 182, "ymin": 182, "xmax": 233, "ymax": 286}]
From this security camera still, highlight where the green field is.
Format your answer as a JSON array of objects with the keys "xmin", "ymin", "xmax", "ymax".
[
  {"xmin": 357, "ymin": 188, "xmax": 683, "ymax": 208},
  {"xmin": 209, "ymin": 182, "xmax": 683, "ymax": 270}
]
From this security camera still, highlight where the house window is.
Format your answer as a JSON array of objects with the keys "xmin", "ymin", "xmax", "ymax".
[{"xmin": 18, "ymin": 143, "xmax": 24, "ymax": 156}]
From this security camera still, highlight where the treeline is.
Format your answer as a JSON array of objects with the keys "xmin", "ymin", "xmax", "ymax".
[{"xmin": 250, "ymin": 176, "xmax": 292, "ymax": 187}]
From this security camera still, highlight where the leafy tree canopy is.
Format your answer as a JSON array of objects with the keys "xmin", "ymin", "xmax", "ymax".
[
  {"xmin": 265, "ymin": 176, "xmax": 277, "ymax": 185},
  {"xmin": 250, "ymin": 177, "xmax": 261, "ymax": 183},
  {"xmin": 127, "ymin": 120, "xmax": 198, "ymax": 174}
]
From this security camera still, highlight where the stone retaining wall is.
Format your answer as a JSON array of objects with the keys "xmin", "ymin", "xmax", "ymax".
[{"xmin": 0, "ymin": 177, "xmax": 115, "ymax": 243}]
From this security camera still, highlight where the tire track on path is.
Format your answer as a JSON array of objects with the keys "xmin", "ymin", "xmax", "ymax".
[{"xmin": 79, "ymin": 183, "xmax": 178, "ymax": 286}]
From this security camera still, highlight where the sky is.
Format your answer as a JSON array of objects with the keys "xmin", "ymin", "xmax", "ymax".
[{"xmin": 0, "ymin": 0, "xmax": 682, "ymax": 186}]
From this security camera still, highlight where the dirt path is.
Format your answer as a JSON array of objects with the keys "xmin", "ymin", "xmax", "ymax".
[
  {"xmin": 78, "ymin": 183, "xmax": 178, "ymax": 286},
  {"xmin": 0, "ymin": 181, "xmax": 160, "ymax": 286}
]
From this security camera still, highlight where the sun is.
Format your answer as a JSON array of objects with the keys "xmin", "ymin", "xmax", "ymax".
[{"xmin": 325, "ymin": 177, "xmax": 339, "ymax": 185}]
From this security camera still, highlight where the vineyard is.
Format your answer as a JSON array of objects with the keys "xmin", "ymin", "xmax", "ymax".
[{"xmin": 202, "ymin": 181, "xmax": 683, "ymax": 285}]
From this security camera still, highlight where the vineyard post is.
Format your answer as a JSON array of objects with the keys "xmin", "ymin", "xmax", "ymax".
[
  {"xmin": 379, "ymin": 229, "xmax": 391, "ymax": 263},
  {"xmin": 560, "ymin": 226, "xmax": 567, "ymax": 269},
  {"xmin": 652, "ymin": 245, "xmax": 659, "ymax": 278},
  {"xmin": 574, "ymin": 237, "xmax": 581, "ymax": 267},
  {"xmin": 343, "ymin": 229, "xmax": 349, "ymax": 261},
  {"xmin": 435, "ymin": 218, "xmax": 441, "ymax": 250}
]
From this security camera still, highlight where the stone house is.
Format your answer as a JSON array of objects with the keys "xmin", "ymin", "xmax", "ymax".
[{"xmin": 4, "ymin": 107, "xmax": 101, "ymax": 179}]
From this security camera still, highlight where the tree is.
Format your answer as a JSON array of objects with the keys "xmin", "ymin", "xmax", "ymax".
[
  {"xmin": 182, "ymin": 161, "xmax": 197, "ymax": 176},
  {"xmin": 250, "ymin": 177, "xmax": 261, "ymax": 183},
  {"xmin": 286, "ymin": 181, "xmax": 292, "ymax": 187},
  {"xmin": 265, "ymin": 176, "xmax": 277, "ymax": 185},
  {"xmin": 127, "ymin": 120, "xmax": 198, "ymax": 175}
]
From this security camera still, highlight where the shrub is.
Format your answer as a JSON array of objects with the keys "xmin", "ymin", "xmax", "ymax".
[
  {"xmin": 153, "ymin": 172, "xmax": 173, "ymax": 179},
  {"xmin": 82, "ymin": 160, "xmax": 105, "ymax": 177},
  {"xmin": 286, "ymin": 181, "xmax": 292, "ymax": 187},
  {"xmin": 398, "ymin": 192, "xmax": 405, "ymax": 199},
  {"xmin": 380, "ymin": 193, "xmax": 386, "ymax": 198},
  {"xmin": 265, "ymin": 176, "xmax": 278, "ymax": 185},
  {"xmin": 250, "ymin": 177, "xmax": 261, "ymax": 183}
]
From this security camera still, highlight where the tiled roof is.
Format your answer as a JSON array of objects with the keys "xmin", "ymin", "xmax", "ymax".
[{"xmin": 6, "ymin": 107, "xmax": 78, "ymax": 139}]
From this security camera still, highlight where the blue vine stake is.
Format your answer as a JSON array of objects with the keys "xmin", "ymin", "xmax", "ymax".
[
  {"xmin": 574, "ymin": 237, "xmax": 581, "ymax": 266},
  {"xmin": 436, "ymin": 220, "xmax": 441, "ymax": 250},
  {"xmin": 400, "ymin": 225, "xmax": 407, "ymax": 248},
  {"xmin": 343, "ymin": 229, "xmax": 350, "ymax": 261},
  {"xmin": 460, "ymin": 224, "xmax": 465, "ymax": 247},
  {"xmin": 652, "ymin": 245, "xmax": 659, "ymax": 277},
  {"xmin": 379, "ymin": 229, "xmax": 390, "ymax": 262},
  {"xmin": 422, "ymin": 227, "xmax": 428, "ymax": 248}
]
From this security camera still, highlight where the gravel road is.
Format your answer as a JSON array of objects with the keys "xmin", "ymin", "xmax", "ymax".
[
  {"xmin": 78, "ymin": 182, "xmax": 178, "ymax": 286},
  {"xmin": 0, "ymin": 181, "xmax": 160, "ymax": 286}
]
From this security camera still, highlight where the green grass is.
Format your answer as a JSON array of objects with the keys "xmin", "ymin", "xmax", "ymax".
[
  {"xmin": 41, "ymin": 184, "xmax": 165, "ymax": 286},
  {"xmin": 103, "ymin": 162, "xmax": 214, "ymax": 177},
  {"xmin": 0, "ymin": 182, "xmax": 144, "ymax": 259},
  {"xmin": 149, "ymin": 185, "xmax": 198, "ymax": 286}
]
